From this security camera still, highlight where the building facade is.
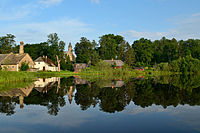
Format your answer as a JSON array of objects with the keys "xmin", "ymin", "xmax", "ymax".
[
  {"xmin": 34, "ymin": 56, "xmax": 58, "ymax": 71},
  {"xmin": 0, "ymin": 42, "xmax": 35, "ymax": 71}
]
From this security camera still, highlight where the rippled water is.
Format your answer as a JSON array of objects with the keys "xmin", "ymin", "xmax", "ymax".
[{"xmin": 0, "ymin": 75, "xmax": 200, "ymax": 133}]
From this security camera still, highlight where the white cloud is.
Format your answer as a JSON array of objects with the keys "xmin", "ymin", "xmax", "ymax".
[
  {"xmin": 39, "ymin": 0, "xmax": 63, "ymax": 6},
  {"xmin": 0, "ymin": 18, "xmax": 93, "ymax": 49},
  {"xmin": 122, "ymin": 12, "xmax": 200, "ymax": 42},
  {"xmin": 192, "ymin": 12, "xmax": 200, "ymax": 17},
  {"xmin": 91, "ymin": 0, "xmax": 100, "ymax": 4}
]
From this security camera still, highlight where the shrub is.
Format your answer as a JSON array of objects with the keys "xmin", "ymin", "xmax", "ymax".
[
  {"xmin": 20, "ymin": 62, "xmax": 29, "ymax": 71},
  {"xmin": 158, "ymin": 63, "xmax": 170, "ymax": 71}
]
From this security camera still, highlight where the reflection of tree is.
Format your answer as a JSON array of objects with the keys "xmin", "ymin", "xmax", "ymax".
[
  {"xmin": 98, "ymin": 87, "xmax": 127, "ymax": 113},
  {"xmin": 75, "ymin": 80, "xmax": 134, "ymax": 113},
  {"xmin": 75, "ymin": 84, "xmax": 99, "ymax": 110},
  {"xmin": 74, "ymin": 75, "xmax": 200, "ymax": 113},
  {"xmin": 0, "ymin": 97, "xmax": 17, "ymax": 116},
  {"xmin": 1, "ymin": 75, "xmax": 200, "ymax": 116}
]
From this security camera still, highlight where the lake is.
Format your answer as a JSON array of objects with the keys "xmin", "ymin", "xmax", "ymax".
[{"xmin": 0, "ymin": 75, "xmax": 200, "ymax": 133}]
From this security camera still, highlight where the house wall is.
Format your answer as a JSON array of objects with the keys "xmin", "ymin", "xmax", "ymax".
[
  {"xmin": 19, "ymin": 54, "xmax": 35, "ymax": 68},
  {"xmin": 1, "ymin": 65, "xmax": 18, "ymax": 71},
  {"xmin": 0, "ymin": 54, "xmax": 35, "ymax": 71},
  {"xmin": 34, "ymin": 61, "xmax": 57, "ymax": 71}
]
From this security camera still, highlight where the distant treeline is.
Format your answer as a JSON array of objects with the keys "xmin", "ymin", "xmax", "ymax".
[{"xmin": 0, "ymin": 33, "xmax": 200, "ymax": 72}]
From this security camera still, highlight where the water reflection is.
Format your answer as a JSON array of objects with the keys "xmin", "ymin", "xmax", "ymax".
[{"xmin": 0, "ymin": 75, "xmax": 200, "ymax": 116}]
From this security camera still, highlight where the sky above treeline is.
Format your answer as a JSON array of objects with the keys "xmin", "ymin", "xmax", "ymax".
[{"xmin": 0, "ymin": 0, "xmax": 200, "ymax": 49}]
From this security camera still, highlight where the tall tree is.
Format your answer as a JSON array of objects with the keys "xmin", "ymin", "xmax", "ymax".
[
  {"xmin": 99, "ymin": 34, "xmax": 125, "ymax": 60},
  {"xmin": 75, "ymin": 37, "xmax": 94, "ymax": 63},
  {"xmin": 132, "ymin": 38, "xmax": 153, "ymax": 66},
  {"xmin": 125, "ymin": 44, "xmax": 135, "ymax": 67},
  {"xmin": 0, "ymin": 34, "xmax": 16, "ymax": 54}
]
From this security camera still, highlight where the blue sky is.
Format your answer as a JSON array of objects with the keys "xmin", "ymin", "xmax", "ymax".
[{"xmin": 0, "ymin": 0, "xmax": 200, "ymax": 49}]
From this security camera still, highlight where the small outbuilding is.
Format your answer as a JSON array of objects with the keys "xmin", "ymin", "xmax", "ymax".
[
  {"xmin": 73, "ymin": 63, "xmax": 88, "ymax": 72},
  {"xmin": 103, "ymin": 59, "xmax": 124, "ymax": 69}
]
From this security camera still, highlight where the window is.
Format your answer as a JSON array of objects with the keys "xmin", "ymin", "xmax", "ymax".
[
  {"xmin": 38, "ymin": 62, "xmax": 40, "ymax": 64},
  {"xmin": 12, "ymin": 66, "xmax": 14, "ymax": 68}
]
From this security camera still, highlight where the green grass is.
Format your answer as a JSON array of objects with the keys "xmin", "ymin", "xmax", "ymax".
[{"xmin": 0, "ymin": 71, "xmax": 35, "ymax": 83}]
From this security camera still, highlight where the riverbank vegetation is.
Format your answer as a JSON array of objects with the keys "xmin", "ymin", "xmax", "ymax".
[{"xmin": 0, "ymin": 33, "xmax": 199, "ymax": 80}]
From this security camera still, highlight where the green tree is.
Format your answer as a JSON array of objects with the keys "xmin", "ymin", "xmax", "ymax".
[
  {"xmin": 99, "ymin": 34, "xmax": 125, "ymax": 60},
  {"xmin": 0, "ymin": 34, "xmax": 16, "ymax": 54},
  {"xmin": 125, "ymin": 44, "xmax": 135, "ymax": 67},
  {"xmin": 75, "ymin": 37, "xmax": 94, "ymax": 63},
  {"xmin": 132, "ymin": 38, "xmax": 153, "ymax": 66},
  {"xmin": 20, "ymin": 62, "xmax": 29, "ymax": 71}
]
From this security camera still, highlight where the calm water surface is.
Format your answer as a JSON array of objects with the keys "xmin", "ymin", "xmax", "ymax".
[{"xmin": 0, "ymin": 75, "xmax": 200, "ymax": 133}]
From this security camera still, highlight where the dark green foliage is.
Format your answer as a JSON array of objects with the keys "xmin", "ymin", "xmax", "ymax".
[
  {"xmin": 0, "ymin": 34, "xmax": 16, "ymax": 54},
  {"xmin": 132, "ymin": 38, "xmax": 153, "ymax": 66},
  {"xmin": 99, "ymin": 34, "xmax": 125, "ymax": 60},
  {"xmin": 125, "ymin": 44, "xmax": 135, "ymax": 67},
  {"xmin": 75, "ymin": 37, "xmax": 99, "ymax": 64},
  {"xmin": 20, "ymin": 62, "xmax": 29, "ymax": 71},
  {"xmin": 24, "ymin": 42, "xmax": 48, "ymax": 60},
  {"xmin": 65, "ymin": 56, "xmax": 73, "ymax": 71},
  {"xmin": 170, "ymin": 55, "xmax": 200, "ymax": 73},
  {"xmin": 152, "ymin": 37, "xmax": 179, "ymax": 64},
  {"xmin": 179, "ymin": 39, "xmax": 200, "ymax": 60}
]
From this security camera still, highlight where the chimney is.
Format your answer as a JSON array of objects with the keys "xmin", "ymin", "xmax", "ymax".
[
  {"xmin": 19, "ymin": 41, "xmax": 24, "ymax": 54},
  {"xmin": 46, "ymin": 56, "xmax": 48, "ymax": 62}
]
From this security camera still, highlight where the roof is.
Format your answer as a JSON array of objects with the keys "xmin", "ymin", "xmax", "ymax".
[
  {"xmin": 103, "ymin": 60, "xmax": 124, "ymax": 67},
  {"xmin": 0, "ymin": 53, "xmax": 28, "ymax": 65},
  {"xmin": 35, "ymin": 57, "xmax": 57, "ymax": 67}
]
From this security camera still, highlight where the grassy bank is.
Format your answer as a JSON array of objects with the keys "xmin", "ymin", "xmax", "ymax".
[
  {"xmin": 0, "ymin": 71, "xmax": 75, "ymax": 83},
  {"xmin": 0, "ymin": 68, "xmax": 176, "ymax": 83},
  {"xmin": 0, "ymin": 71, "xmax": 36, "ymax": 83}
]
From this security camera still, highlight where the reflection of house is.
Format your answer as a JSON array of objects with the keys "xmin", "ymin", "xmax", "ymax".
[
  {"xmin": 34, "ymin": 56, "xmax": 58, "ymax": 71},
  {"xmin": 66, "ymin": 43, "xmax": 75, "ymax": 61},
  {"xmin": 73, "ymin": 76, "xmax": 90, "ymax": 85},
  {"xmin": 0, "ymin": 41, "xmax": 35, "ymax": 71},
  {"xmin": 73, "ymin": 63, "xmax": 88, "ymax": 72},
  {"xmin": 34, "ymin": 77, "xmax": 59, "ymax": 93},
  {"xmin": 103, "ymin": 59, "xmax": 124, "ymax": 69},
  {"xmin": 104, "ymin": 80, "xmax": 124, "ymax": 88},
  {"xmin": 67, "ymin": 86, "xmax": 75, "ymax": 104},
  {"xmin": 0, "ymin": 84, "xmax": 34, "ymax": 108}
]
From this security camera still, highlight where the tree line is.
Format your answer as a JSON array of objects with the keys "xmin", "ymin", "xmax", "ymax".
[{"xmin": 0, "ymin": 33, "xmax": 200, "ymax": 72}]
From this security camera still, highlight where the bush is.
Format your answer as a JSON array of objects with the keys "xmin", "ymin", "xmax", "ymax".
[
  {"xmin": 158, "ymin": 63, "xmax": 170, "ymax": 71},
  {"xmin": 169, "ymin": 55, "xmax": 200, "ymax": 73},
  {"xmin": 20, "ymin": 62, "xmax": 29, "ymax": 71},
  {"xmin": 92, "ymin": 61, "xmax": 112, "ymax": 71}
]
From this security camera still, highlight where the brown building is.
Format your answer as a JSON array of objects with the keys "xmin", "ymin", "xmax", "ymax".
[
  {"xmin": 73, "ymin": 63, "xmax": 88, "ymax": 72},
  {"xmin": 0, "ymin": 42, "xmax": 35, "ymax": 71},
  {"xmin": 66, "ymin": 43, "xmax": 75, "ymax": 61}
]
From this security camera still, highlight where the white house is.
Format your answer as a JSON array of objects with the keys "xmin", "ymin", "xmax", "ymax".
[{"xmin": 34, "ymin": 56, "xmax": 58, "ymax": 71}]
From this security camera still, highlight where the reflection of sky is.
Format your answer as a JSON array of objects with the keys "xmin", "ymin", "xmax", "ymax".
[
  {"xmin": 124, "ymin": 103, "xmax": 200, "ymax": 132},
  {"xmin": 0, "ymin": 97, "xmax": 200, "ymax": 133},
  {"xmin": 0, "ymin": 86, "xmax": 200, "ymax": 133}
]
